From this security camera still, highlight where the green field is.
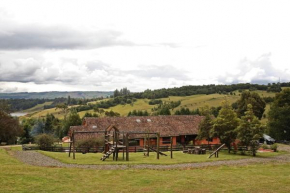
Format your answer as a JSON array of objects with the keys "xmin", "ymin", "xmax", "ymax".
[
  {"xmin": 108, "ymin": 90, "xmax": 275, "ymax": 116},
  {"xmin": 28, "ymin": 107, "xmax": 65, "ymax": 119},
  {"xmin": 24, "ymin": 101, "xmax": 53, "ymax": 113},
  {"xmin": 1, "ymin": 148, "xmax": 290, "ymax": 192},
  {"xmin": 39, "ymin": 150, "xmax": 285, "ymax": 165},
  {"xmin": 24, "ymin": 90, "xmax": 277, "ymax": 118}
]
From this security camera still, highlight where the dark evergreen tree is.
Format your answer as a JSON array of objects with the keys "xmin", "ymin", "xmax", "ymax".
[
  {"xmin": 236, "ymin": 104, "xmax": 264, "ymax": 156},
  {"xmin": 236, "ymin": 91, "xmax": 266, "ymax": 119},
  {"xmin": 268, "ymin": 88, "xmax": 290, "ymax": 141},
  {"xmin": 212, "ymin": 100, "xmax": 240, "ymax": 152}
]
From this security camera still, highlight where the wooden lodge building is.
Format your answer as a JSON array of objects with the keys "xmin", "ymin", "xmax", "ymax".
[{"xmin": 69, "ymin": 115, "xmax": 220, "ymax": 147}]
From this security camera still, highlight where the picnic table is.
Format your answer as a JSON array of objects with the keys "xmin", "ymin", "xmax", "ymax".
[{"xmin": 184, "ymin": 147, "xmax": 206, "ymax": 154}]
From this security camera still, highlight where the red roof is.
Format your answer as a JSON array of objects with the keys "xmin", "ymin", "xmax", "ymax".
[{"xmin": 69, "ymin": 115, "xmax": 204, "ymax": 137}]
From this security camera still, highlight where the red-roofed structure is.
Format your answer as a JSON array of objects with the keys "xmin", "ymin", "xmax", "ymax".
[{"xmin": 69, "ymin": 115, "xmax": 220, "ymax": 146}]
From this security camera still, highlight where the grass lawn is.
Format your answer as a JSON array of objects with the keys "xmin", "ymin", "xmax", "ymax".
[
  {"xmin": 39, "ymin": 150, "xmax": 285, "ymax": 165},
  {"xmin": 1, "ymin": 148, "xmax": 290, "ymax": 193}
]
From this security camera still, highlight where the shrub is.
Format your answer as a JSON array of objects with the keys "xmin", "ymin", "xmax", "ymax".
[
  {"xmin": 261, "ymin": 144, "xmax": 269, "ymax": 149},
  {"xmin": 270, "ymin": 143, "xmax": 278, "ymax": 152},
  {"xmin": 76, "ymin": 137, "xmax": 105, "ymax": 153},
  {"xmin": 35, "ymin": 134, "xmax": 55, "ymax": 149}
]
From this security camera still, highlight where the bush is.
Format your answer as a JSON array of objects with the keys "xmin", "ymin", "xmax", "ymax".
[
  {"xmin": 270, "ymin": 143, "xmax": 278, "ymax": 152},
  {"xmin": 35, "ymin": 134, "xmax": 55, "ymax": 149},
  {"xmin": 76, "ymin": 138, "xmax": 105, "ymax": 153},
  {"xmin": 261, "ymin": 144, "xmax": 269, "ymax": 149}
]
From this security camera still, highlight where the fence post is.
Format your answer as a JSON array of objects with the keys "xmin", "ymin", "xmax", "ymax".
[
  {"xmin": 157, "ymin": 133, "xmax": 160, "ymax": 159},
  {"xmin": 170, "ymin": 137, "xmax": 173, "ymax": 159}
]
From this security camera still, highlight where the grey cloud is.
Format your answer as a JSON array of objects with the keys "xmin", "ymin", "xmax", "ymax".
[
  {"xmin": 0, "ymin": 85, "xmax": 19, "ymax": 93},
  {"xmin": 0, "ymin": 25, "xmax": 134, "ymax": 50},
  {"xmin": 0, "ymin": 57, "xmax": 114, "ymax": 85},
  {"xmin": 127, "ymin": 65, "xmax": 189, "ymax": 80},
  {"xmin": 86, "ymin": 61, "xmax": 110, "ymax": 71},
  {"xmin": 0, "ymin": 57, "xmax": 189, "ymax": 91},
  {"xmin": 158, "ymin": 43, "xmax": 180, "ymax": 48},
  {"xmin": 0, "ymin": 58, "xmax": 42, "ymax": 82},
  {"xmin": 217, "ymin": 53, "xmax": 290, "ymax": 84}
]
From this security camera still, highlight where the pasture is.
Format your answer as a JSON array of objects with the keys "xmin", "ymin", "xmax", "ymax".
[{"xmin": 23, "ymin": 90, "xmax": 277, "ymax": 118}]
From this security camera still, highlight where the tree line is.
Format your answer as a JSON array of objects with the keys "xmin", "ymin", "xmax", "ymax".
[
  {"xmin": 197, "ymin": 89, "xmax": 290, "ymax": 156},
  {"xmin": 130, "ymin": 82, "xmax": 287, "ymax": 99}
]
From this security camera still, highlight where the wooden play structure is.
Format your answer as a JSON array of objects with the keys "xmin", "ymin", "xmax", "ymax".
[
  {"xmin": 68, "ymin": 125, "xmax": 173, "ymax": 161},
  {"xmin": 208, "ymin": 143, "xmax": 225, "ymax": 158}
]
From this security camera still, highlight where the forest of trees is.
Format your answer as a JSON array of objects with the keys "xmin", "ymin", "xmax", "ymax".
[{"xmin": 130, "ymin": 82, "xmax": 288, "ymax": 99}]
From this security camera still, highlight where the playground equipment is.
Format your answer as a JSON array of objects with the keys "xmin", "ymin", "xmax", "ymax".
[
  {"xmin": 144, "ymin": 146, "xmax": 168, "ymax": 156},
  {"xmin": 69, "ymin": 125, "xmax": 173, "ymax": 161},
  {"xmin": 101, "ymin": 125, "xmax": 126, "ymax": 161},
  {"xmin": 208, "ymin": 143, "xmax": 225, "ymax": 158}
]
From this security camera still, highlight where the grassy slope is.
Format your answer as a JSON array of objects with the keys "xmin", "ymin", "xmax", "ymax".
[
  {"xmin": 26, "ymin": 90, "xmax": 277, "ymax": 118},
  {"xmin": 29, "ymin": 108, "xmax": 64, "ymax": 119},
  {"xmin": 39, "ymin": 150, "xmax": 285, "ymax": 165},
  {"xmin": 108, "ymin": 90, "xmax": 275, "ymax": 116},
  {"xmin": 24, "ymin": 101, "xmax": 53, "ymax": 113},
  {"xmin": 1, "ymin": 148, "xmax": 290, "ymax": 193}
]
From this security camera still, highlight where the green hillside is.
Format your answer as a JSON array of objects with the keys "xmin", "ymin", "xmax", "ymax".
[
  {"xmin": 24, "ymin": 90, "xmax": 276, "ymax": 119},
  {"xmin": 24, "ymin": 101, "xmax": 53, "ymax": 113}
]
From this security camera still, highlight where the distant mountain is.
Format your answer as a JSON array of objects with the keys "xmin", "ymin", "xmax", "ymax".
[{"xmin": 0, "ymin": 91, "xmax": 113, "ymax": 99}]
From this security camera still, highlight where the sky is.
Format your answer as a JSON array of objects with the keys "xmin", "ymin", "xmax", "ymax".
[{"xmin": 0, "ymin": 0, "xmax": 290, "ymax": 93}]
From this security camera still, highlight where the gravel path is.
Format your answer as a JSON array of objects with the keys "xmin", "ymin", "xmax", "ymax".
[{"xmin": 10, "ymin": 147, "xmax": 290, "ymax": 170}]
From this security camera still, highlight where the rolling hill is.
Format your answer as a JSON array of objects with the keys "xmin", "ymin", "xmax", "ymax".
[{"xmin": 22, "ymin": 90, "xmax": 276, "ymax": 121}]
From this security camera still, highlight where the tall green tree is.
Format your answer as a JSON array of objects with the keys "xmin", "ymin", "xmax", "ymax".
[
  {"xmin": 20, "ymin": 118, "xmax": 35, "ymax": 144},
  {"xmin": 236, "ymin": 91, "xmax": 266, "ymax": 119},
  {"xmin": 158, "ymin": 107, "xmax": 171, "ymax": 115},
  {"xmin": 0, "ymin": 105, "xmax": 23, "ymax": 144},
  {"xmin": 236, "ymin": 104, "xmax": 264, "ymax": 156},
  {"xmin": 268, "ymin": 88, "xmax": 290, "ymax": 140},
  {"xmin": 212, "ymin": 100, "xmax": 240, "ymax": 152},
  {"xmin": 62, "ymin": 110, "xmax": 82, "ymax": 137},
  {"xmin": 0, "ymin": 100, "xmax": 11, "ymax": 114},
  {"xmin": 44, "ymin": 113, "xmax": 55, "ymax": 134},
  {"xmin": 197, "ymin": 106, "xmax": 214, "ymax": 145},
  {"xmin": 67, "ymin": 95, "xmax": 71, "ymax": 105}
]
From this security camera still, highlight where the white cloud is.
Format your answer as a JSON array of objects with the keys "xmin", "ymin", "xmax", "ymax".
[
  {"xmin": 1, "ymin": 0, "xmax": 290, "ymax": 92},
  {"xmin": 217, "ymin": 53, "xmax": 290, "ymax": 84}
]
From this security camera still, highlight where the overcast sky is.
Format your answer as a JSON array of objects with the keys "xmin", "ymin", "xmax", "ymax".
[{"xmin": 0, "ymin": 0, "xmax": 290, "ymax": 93}]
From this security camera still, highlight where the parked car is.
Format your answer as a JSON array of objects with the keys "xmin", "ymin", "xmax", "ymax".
[{"xmin": 259, "ymin": 134, "xmax": 276, "ymax": 145}]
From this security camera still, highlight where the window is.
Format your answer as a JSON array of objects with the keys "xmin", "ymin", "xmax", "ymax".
[
  {"xmin": 206, "ymin": 138, "xmax": 213, "ymax": 142},
  {"xmin": 162, "ymin": 137, "xmax": 171, "ymax": 144}
]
